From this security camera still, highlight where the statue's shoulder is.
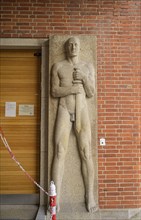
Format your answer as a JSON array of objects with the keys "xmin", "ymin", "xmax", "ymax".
[
  {"xmin": 52, "ymin": 59, "xmax": 66, "ymax": 70},
  {"xmin": 80, "ymin": 60, "xmax": 93, "ymax": 68}
]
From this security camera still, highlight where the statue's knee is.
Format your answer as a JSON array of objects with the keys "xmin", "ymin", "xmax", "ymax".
[
  {"xmin": 80, "ymin": 148, "xmax": 90, "ymax": 161},
  {"xmin": 56, "ymin": 143, "xmax": 66, "ymax": 159}
]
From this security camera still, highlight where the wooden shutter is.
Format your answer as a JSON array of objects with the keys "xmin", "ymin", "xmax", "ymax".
[{"xmin": 0, "ymin": 49, "xmax": 41, "ymax": 194}]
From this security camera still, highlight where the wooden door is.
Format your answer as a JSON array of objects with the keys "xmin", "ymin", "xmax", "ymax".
[{"xmin": 0, "ymin": 49, "xmax": 41, "ymax": 194}]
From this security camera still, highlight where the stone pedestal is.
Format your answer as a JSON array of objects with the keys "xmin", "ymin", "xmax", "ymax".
[
  {"xmin": 46, "ymin": 208, "xmax": 141, "ymax": 220},
  {"xmin": 47, "ymin": 203, "xmax": 100, "ymax": 220}
]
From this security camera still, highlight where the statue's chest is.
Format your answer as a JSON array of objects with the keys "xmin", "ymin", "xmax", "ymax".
[{"xmin": 58, "ymin": 64, "xmax": 74, "ymax": 82}]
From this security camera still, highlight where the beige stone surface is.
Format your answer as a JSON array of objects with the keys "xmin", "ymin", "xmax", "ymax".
[
  {"xmin": 48, "ymin": 35, "xmax": 97, "ymax": 216},
  {"xmin": 46, "ymin": 208, "xmax": 141, "ymax": 220}
]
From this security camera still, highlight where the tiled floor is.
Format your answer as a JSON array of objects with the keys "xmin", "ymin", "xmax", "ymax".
[{"xmin": 0, "ymin": 205, "xmax": 38, "ymax": 220}]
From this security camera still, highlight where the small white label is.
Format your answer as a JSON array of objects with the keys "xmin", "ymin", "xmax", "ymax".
[
  {"xmin": 100, "ymin": 138, "xmax": 106, "ymax": 146},
  {"xmin": 5, "ymin": 102, "xmax": 16, "ymax": 117}
]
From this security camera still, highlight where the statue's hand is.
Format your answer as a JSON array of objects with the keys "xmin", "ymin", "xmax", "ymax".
[
  {"xmin": 71, "ymin": 84, "xmax": 83, "ymax": 94},
  {"xmin": 73, "ymin": 67, "xmax": 85, "ymax": 81}
]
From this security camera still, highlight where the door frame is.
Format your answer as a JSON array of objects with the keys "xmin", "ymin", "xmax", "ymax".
[{"xmin": 0, "ymin": 38, "xmax": 49, "ymax": 219}]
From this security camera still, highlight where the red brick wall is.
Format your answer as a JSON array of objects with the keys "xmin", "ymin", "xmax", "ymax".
[{"xmin": 0, "ymin": 0, "xmax": 141, "ymax": 209}]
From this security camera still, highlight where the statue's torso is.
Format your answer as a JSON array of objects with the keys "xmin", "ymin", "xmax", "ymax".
[{"xmin": 57, "ymin": 60, "xmax": 88, "ymax": 113}]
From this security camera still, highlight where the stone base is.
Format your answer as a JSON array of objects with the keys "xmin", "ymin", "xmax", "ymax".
[
  {"xmin": 46, "ymin": 204, "xmax": 141, "ymax": 220},
  {"xmin": 46, "ymin": 202, "xmax": 100, "ymax": 220}
]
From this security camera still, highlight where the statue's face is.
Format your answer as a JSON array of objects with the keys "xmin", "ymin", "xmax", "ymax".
[{"xmin": 66, "ymin": 37, "xmax": 80, "ymax": 57}]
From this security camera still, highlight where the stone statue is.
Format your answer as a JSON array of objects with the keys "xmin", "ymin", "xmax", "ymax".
[{"xmin": 51, "ymin": 37, "xmax": 98, "ymax": 213}]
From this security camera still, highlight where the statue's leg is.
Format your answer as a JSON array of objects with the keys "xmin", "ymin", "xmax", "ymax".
[
  {"xmin": 52, "ymin": 106, "xmax": 72, "ymax": 212},
  {"xmin": 75, "ymin": 107, "xmax": 98, "ymax": 213}
]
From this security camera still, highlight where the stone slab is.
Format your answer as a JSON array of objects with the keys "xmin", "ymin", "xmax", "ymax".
[{"xmin": 48, "ymin": 35, "xmax": 98, "ymax": 216}]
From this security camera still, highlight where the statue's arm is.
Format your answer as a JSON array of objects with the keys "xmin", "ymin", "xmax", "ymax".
[
  {"xmin": 51, "ymin": 63, "xmax": 82, "ymax": 98},
  {"xmin": 82, "ymin": 63, "xmax": 95, "ymax": 98}
]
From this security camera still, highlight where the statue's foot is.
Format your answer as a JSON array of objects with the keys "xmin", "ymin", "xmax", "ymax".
[
  {"xmin": 86, "ymin": 195, "xmax": 98, "ymax": 213},
  {"xmin": 87, "ymin": 203, "xmax": 98, "ymax": 213}
]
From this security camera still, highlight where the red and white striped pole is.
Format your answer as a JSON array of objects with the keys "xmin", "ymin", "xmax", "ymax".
[{"xmin": 49, "ymin": 181, "xmax": 57, "ymax": 220}]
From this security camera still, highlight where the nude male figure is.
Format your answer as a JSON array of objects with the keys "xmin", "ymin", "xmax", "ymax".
[{"xmin": 51, "ymin": 37, "xmax": 98, "ymax": 213}]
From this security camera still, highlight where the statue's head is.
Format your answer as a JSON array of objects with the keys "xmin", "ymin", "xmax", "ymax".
[{"xmin": 65, "ymin": 37, "xmax": 80, "ymax": 58}]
